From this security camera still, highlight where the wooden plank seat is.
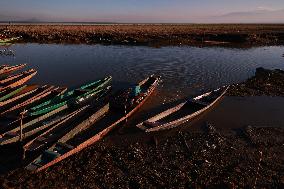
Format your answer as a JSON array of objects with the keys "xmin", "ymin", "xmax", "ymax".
[
  {"xmin": 143, "ymin": 121, "xmax": 162, "ymax": 128},
  {"xmin": 188, "ymin": 99, "xmax": 209, "ymax": 106}
]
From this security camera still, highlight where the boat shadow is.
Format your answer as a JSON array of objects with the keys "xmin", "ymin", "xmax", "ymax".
[{"xmin": 0, "ymin": 142, "xmax": 23, "ymax": 174}]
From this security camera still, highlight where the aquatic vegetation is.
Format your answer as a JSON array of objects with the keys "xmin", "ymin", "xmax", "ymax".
[{"xmin": 1, "ymin": 24, "xmax": 284, "ymax": 46}]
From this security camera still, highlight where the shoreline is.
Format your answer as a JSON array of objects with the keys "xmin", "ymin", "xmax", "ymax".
[
  {"xmin": 1, "ymin": 24, "xmax": 284, "ymax": 46},
  {"xmin": 0, "ymin": 64, "xmax": 283, "ymax": 187},
  {"xmin": 1, "ymin": 125, "xmax": 283, "ymax": 188}
]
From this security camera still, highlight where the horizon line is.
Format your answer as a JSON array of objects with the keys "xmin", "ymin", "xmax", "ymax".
[{"xmin": 1, "ymin": 21, "xmax": 284, "ymax": 25}]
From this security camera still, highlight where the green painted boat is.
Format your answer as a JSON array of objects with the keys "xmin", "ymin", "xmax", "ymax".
[
  {"xmin": 0, "ymin": 85, "xmax": 27, "ymax": 102},
  {"xmin": 0, "ymin": 85, "xmax": 39, "ymax": 108},
  {"xmin": 29, "ymin": 76, "xmax": 112, "ymax": 116}
]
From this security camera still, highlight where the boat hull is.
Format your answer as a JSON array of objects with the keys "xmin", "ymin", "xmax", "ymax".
[{"xmin": 137, "ymin": 86, "xmax": 229, "ymax": 132}]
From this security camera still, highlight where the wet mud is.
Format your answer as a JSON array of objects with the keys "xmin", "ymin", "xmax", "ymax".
[
  {"xmin": 0, "ymin": 125, "xmax": 283, "ymax": 188},
  {"xmin": 228, "ymin": 67, "xmax": 284, "ymax": 96}
]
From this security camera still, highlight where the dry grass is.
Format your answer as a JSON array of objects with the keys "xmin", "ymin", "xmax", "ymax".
[
  {"xmin": 1, "ymin": 24, "xmax": 284, "ymax": 45},
  {"xmin": 1, "ymin": 24, "xmax": 284, "ymax": 34}
]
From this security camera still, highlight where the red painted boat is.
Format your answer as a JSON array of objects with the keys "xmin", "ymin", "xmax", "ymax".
[{"xmin": 0, "ymin": 64, "xmax": 26, "ymax": 76}]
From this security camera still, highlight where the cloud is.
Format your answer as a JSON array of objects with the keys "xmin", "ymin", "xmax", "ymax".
[
  {"xmin": 208, "ymin": 9, "xmax": 284, "ymax": 23},
  {"xmin": 256, "ymin": 6, "xmax": 275, "ymax": 11},
  {"xmin": 0, "ymin": 7, "xmax": 284, "ymax": 23}
]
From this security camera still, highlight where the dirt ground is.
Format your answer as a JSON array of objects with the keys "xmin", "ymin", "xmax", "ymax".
[
  {"xmin": 228, "ymin": 67, "xmax": 284, "ymax": 96},
  {"xmin": 1, "ymin": 125, "xmax": 283, "ymax": 188},
  {"xmin": 1, "ymin": 24, "xmax": 284, "ymax": 46}
]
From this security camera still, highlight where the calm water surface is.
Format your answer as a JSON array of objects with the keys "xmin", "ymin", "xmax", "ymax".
[{"xmin": 0, "ymin": 44, "xmax": 283, "ymax": 106}]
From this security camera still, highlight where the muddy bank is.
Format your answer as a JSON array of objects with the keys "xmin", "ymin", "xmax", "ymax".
[
  {"xmin": 228, "ymin": 67, "xmax": 284, "ymax": 96},
  {"xmin": 1, "ymin": 24, "xmax": 284, "ymax": 46},
  {"xmin": 0, "ymin": 125, "xmax": 283, "ymax": 188}
]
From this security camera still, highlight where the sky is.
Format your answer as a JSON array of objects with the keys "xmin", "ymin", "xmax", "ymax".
[{"xmin": 0, "ymin": 0, "xmax": 284, "ymax": 23}]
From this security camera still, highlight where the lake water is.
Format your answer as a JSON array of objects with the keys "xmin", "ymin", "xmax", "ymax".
[{"xmin": 0, "ymin": 44, "xmax": 284, "ymax": 127}]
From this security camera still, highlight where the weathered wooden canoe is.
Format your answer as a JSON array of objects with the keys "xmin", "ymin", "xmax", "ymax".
[
  {"xmin": 26, "ymin": 75, "xmax": 160, "ymax": 172},
  {"xmin": 136, "ymin": 86, "xmax": 229, "ymax": 132},
  {"xmin": 0, "ymin": 85, "xmax": 27, "ymax": 102},
  {"xmin": 0, "ymin": 64, "xmax": 26, "ymax": 76},
  {"xmin": 0, "ymin": 105, "xmax": 70, "ymax": 145},
  {"xmin": 0, "ymin": 108, "xmax": 68, "ymax": 145},
  {"xmin": 25, "ymin": 103, "xmax": 109, "ymax": 171},
  {"xmin": 0, "ymin": 71, "xmax": 23, "ymax": 84},
  {"xmin": 29, "ymin": 76, "xmax": 112, "ymax": 116},
  {"xmin": 3, "ymin": 87, "xmax": 68, "ymax": 129},
  {"xmin": 0, "ymin": 65, "xmax": 8, "ymax": 68},
  {"xmin": 0, "ymin": 69, "xmax": 37, "ymax": 91},
  {"xmin": 0, "ymin": 85, "xmax": 39, "ymax": 107},
  {"xmin": 0, "ymin": 86, "xmax": 67, "ymax": 117},
  {"xmin": 24, "ymin": 86, "xmax": 112, "ymax": 152},
  {"xmin": 0, "ymin": 86, "xmax": 111, "ymax": 145},
  {"xmin": 0, "ymin": 86, "xmax": 67, "ymax": 134},
  {"xmin": 24, "ymin": 105, "xmax": 90, "ymax": 152}
]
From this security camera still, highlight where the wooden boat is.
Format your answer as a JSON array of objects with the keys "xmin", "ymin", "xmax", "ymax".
[
  {"xmin": 24, "ymin": 86, "xmax": 111, "ymax": 153},
  {"xmin": 0, "ymin": 85, "xmax": 39, "ymax": 107},
  {"xmin": 0, "ymin": 85, "xmax": 27, "ymax": 102},
  {"xmin": 0, "ymin": 69, "xmax": 37, "ymax": 91},
  {"xmin": 0, "ymin": 87, "xmax": 76, "ymax": 145},
  {"xmin": 0, "ymin": 86, "xmax": 111, "ymax": 145},
  {"xmin": 29, "ymin": 76, "xmax": 112, "ymax": 116},
  {"xmin": 0, "ymin": 86, "xmax": 66, "ymax": 134},
  {"xmin": 0, "ymin": 105, "xmax": 70, "ymax": 145},
  {"xmin": 136, "ymin": 86, "xmax": 229, "ymax": 132},
  {"xmin": 0, "ymin": 67, "xmax": 33, "ymax": 83},
  {"xmin": 24, "ymin": 105, "xmax": 91, "ymax": 152},
  {"xmin": 0, "ymin": 86, "xmax": 67, "ymax": 117},
  {"xmin": 0, "ymin": 68, "xmax": 30, "ymax": 84},
  {"xmin": 0, "ymin": 65, "xmax": 9, "ymax": 69},
  {"xmin": 0, "ymin": 64, "xmax": 26, "ymax": 75},
  {"xmin": 26, "ymin": 75, "xmax": 160, "ymax": 172}
]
